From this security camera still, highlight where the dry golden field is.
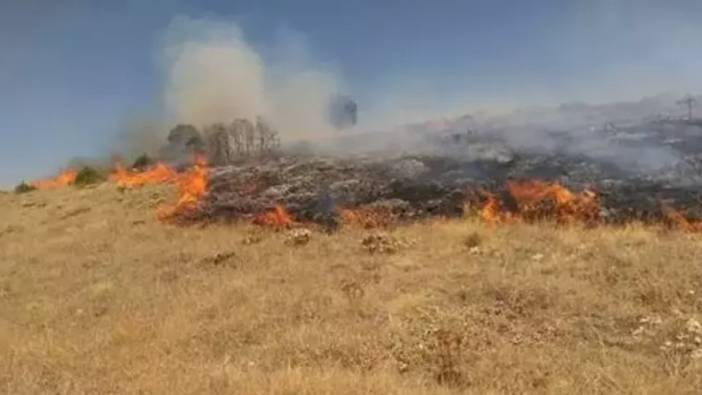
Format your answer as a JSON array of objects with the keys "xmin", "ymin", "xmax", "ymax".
[{"xmin": 1, "ymin": 184, "xmax": 701, "ymax": 394}]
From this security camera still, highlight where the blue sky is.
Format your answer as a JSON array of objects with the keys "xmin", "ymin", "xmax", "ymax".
[{"xmin": 2, "ymin": 0, "xmax": 702, "ymax": 186}]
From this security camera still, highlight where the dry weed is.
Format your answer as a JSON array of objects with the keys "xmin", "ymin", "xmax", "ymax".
[{"xmin": 0, "ymin": 187, "xmax": 701, "ymax": 393}]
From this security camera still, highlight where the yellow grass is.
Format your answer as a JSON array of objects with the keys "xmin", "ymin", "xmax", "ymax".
[{"xmin": 1, "ymin": 184, "xmax": 701, "ymax": 394}]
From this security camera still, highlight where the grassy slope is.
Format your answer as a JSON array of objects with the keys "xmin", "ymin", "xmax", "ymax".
[{"xmin": 0, "ymin": 184, "xmax": 701, "ymax": 394}]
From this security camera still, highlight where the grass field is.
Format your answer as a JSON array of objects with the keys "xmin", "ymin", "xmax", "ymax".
[{"xmin": 1, "ymin": 184, "xmax": 701, "ymax": 394}]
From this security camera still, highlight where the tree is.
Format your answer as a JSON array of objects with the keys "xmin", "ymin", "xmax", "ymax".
[
  {"xmin": 159, "ymin": 124, "xmax": 205, "ymax": 164},
  {"xmin": 202, "ymin": 117, "xmax": 280, "ymax": 165}
]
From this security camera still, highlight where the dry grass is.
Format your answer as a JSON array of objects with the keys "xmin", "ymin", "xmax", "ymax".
[{"xmin": 1, "ymin": 184, "xmax": 701, "ymax": 394}]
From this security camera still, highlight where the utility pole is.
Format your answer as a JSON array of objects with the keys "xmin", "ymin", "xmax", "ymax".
[{"xmin": 677, "ymin": 95, "xmax": 696, "ymax": 121}]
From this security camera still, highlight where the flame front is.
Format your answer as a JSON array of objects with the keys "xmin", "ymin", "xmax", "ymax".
[
  {"xmin": 31, "ymin": 169, "xmax": 77, "ymax": 189},
  {"xmin": 253, "ymin": 205, "xmax": 294, "ymax": 228},
  {"xmin": 338, "ymin": 207, "xmax": 393, "ymax": 228},
  {"xmin": 663, "ymin": 207, "xmax": 702, "ymax": 233},
  {"xmin": 110, "ymin": 162, "xmax": 177, "ymax": 188},
  {"xmin": 108, "ymin": 156, "xmax": 209, "ymax": 221},
  {"xmin": 157, "ymin": 156, "xmax": 208, "ymax": 220},
  {"xmin": 507, "ymin": 180, "xmax": 599, "ymax": 223},
  {"xmin": 479, "ymin": 194, "xmax": 506, "ymax": 224},
  {"xmin": 478, "ymin": 180, "xmax": 599, "ymax": 224}
]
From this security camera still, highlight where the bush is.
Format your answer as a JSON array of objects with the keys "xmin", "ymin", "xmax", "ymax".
[
  {"xmin": 131, "ymin": 153, "xmax": 154, "ymax": 170},
  {"xmin": 74, "ymin": 167, "xmax": 105, "ymax": 187},
  {"xmin": 14, "ymin": 181, "xmax": 36, "ymax": 194}
]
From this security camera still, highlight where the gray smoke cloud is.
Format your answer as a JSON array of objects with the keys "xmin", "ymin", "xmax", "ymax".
[
  {"xmin": 390, "ymin": 94, "xmax": 692, "ymax": 174},
  {"xmin": 118, "ymin": 8, "xmax": 701, "ymax": 178},
  {"xmin": 160, "ymin": 16, "xmax": 342, "ymax": 141}
]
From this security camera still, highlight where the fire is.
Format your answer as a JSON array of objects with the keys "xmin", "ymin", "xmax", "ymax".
[
  {"xmin": 31, "ymin": 169, "xmax": 77, "ymax": 189},
  {"xmin": 479, "ymin": 194, "xmax": 507, "ymax": 224},
  {"xmin": 506, "ymin": 180, "xmax": 599, "ymax": 223},
  {"xmin": 157, "ymin": 156, "xmax": 208, "ymax": 220},
  {"xmin": 663, "ymin": 207, "xmax": 702, "ymax": 233},
  {"xmin": 478, "ymin": 180, "xmax": 599, "ymax": 224},
  {"xmin": 253, "ymin": 205, "xmax": 294, "ymax": 228},
  {"xmin": 339, "ymin": 207, "xmax": 393, "ymax": 228},
  {"xmin": 110, "ymin": 162, "xmax": 177, "ymax": 188},
  {"xmin": 107, "ymin": 156, "xmax": 209, "ymax": 221}
]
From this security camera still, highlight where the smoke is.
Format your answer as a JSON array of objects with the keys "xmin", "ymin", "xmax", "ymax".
[
  {"xmin": 160, "ymin": 16, "xmax": 341, "ymax": 141},
  {"xmin": 115, "ymin": 115, "xmax": 172, "ymax": 161},
  {"xmin": 164, "ymin": 36, "xmax": 266, "ymax": 126},
  {"xmin": 142, "ymin": 12, "xmax": 695, "ymax": 176},
  {"xmin": 453, "ymin": 95, "xmax": 686, "ymax": 172}
]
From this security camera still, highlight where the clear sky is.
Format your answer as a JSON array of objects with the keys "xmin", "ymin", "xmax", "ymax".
[{"xmin": 2, "ymin": 0, "xmax": 702, "ymax": 186}]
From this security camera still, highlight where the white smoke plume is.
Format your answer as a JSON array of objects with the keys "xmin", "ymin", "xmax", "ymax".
[
  {"xmin": 149, "ymin": 12, "xmax": 694, "ymax": 176},
  {"xmin": 160, "ymin": 16, "xmax": 341, "ymax": 141}
]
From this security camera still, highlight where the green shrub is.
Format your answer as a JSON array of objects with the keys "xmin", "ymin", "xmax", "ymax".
[
  {"xmin": 14, "ymin": 181, "xmax": 36, "ymax": 194},
  {"xmin": 74, "ymin": 167, "xmax": 105, "ymax": 187}
]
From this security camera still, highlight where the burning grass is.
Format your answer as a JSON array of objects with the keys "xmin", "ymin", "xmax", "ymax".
[
  {"xmin": 252, "ymin": 205, "xmax": 294, "ymax": 228},
  {"xmin": 107, "ymin": 156, "xmax": 209, "ymax": 221},
  {"xmin": 73, "ymin": 166, "xmax": 106, "ymax": 187},
  {"xmin": 663, "ymin": 207, "xmax": 702, "ymax": 233},
  {"xmin": 339, "ymin": 207, "xmax": 395, "ymax": 228},
  {"xmin": 25, "ymin": 157, "xmax": 702, "ymax": 235},
  {"xmin": 24, "ymin": 153, "xmax": 697, "ymax": 234},
  {"xmin": 13, "ymin": 181, "xmax": 36, "ymax": 194},
  {"xmin": 474, "ymin": 179, "xmax": 702, "ymax": 234},
  {"xmin": 156, "ymin": 157, "xmax": 209, "ymax": 220},
  {"xmin": 30, "ymin": 169, "xmax": 77, "ymax": 189},
  {"xmin": 1, "ymin": 185, "xmax": 701, "ymax": 394},
  {"xmin": 506, "ymin": 180, "xmax": 600, "ymax": 223},
  {"xmin": 26, "ymin": 166, "xmax": 108, "ymax": 191},
  {"xmin": 478, "ymin": 180, "xmax": 599, "ymax": 225},
  {"xmin": 110, "ymin": 162, "xmax": 177, "ymax": 188}
]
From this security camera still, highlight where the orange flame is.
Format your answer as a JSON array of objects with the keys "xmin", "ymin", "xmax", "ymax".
[
  {"xmin": 339, "ymin": 207, "xmax": 393, "ymax": 228},
  {"xmin": 31, "ymin": 169, "xmax": 78, "ymax": 189},
  {"xmin": 253, "ymin": 205, "xmax": 294, "ymax": 228},
  {"xmin": 110, "ymin": 162, "xmax": 177, "ymax": 188},
  {"xmin": 506, "ymin": 180, "xmax": 599, "ymax": 223},
  {"xmin": 479, "ymin": 194, "xmax": 508, "ymax": 224},
  {"xmin": 157, "ymin": 156, "xmax": 208, "ymax": 220},
  {"xmin": 478, "ymin": 180, "xmax": 599, "ymax": 224},
  {"xmin": 663, "ymin": 207, "xmax": 702, "ymax": 233}
]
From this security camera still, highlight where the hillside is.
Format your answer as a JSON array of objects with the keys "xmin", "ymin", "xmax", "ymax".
[{"xmin": 1, "ymin": 184, "xmax": 701, "ymax": 394}]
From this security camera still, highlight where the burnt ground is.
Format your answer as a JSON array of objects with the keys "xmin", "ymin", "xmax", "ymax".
[
  {"xmin": 168, "ymin": 119, "xmax": 702, "ymax": 227},
  {"xmin": 192, "ymin": 154, "xmax": 702, "ymax": 227}
]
